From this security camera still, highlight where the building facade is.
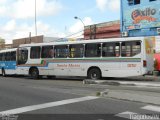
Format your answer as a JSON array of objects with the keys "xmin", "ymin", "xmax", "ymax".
[
  {"xmin": 84, "ymin": 20, "xmax": 120, "ymax": 40},
  {"xmin": 13, "ymin": 35, "xmax": 44, "ymax": 48},
  {"xmin": 12, "ymin": 35, "xmax": 60, "ymax": 48},
  {"xmin": 121, "ymin": 0, "xmax": 160, "ymax": 37}
]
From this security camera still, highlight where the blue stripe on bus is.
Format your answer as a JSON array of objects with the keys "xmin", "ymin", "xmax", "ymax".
[{"xmin": 0, "ymin": 61, "xmax": 16, "ymax": 70}]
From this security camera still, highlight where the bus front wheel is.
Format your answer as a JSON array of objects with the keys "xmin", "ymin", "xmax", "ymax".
[
  {"xmin": 30, "ymin": 68, "xmax": 39, "ymax": 79},
  {"xmin": 88, "ymin": 68, "xmax": 101, "ymax": 80}
]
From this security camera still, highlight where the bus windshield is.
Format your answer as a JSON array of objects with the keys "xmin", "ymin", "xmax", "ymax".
[{"xmin": 18, "ymin": 48, "xmax": 28, "ymax": 65}]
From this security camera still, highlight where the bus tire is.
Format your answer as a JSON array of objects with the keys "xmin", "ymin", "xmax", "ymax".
[
  {"xmin": 88, "ymin": 68, "xmax": 101, "ymax": 80},
  {"xmin": 30, "ymin": 68, "xmax": 39, "ymax": 79},
  {"xmin": 2, "ymin": 69, "xmax": 6, "ymax": 77}
]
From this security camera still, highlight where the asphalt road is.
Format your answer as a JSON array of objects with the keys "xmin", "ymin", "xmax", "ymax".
[{"xmin": 0, "ymin": 76, "xmax": 160, "ymax": 120}]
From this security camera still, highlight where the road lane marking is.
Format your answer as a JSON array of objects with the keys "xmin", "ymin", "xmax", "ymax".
[
  {"xmin": 141, "ymin": 105, "xmax": 160, "ymax": 112},
  {"xmin": 0, "ymin": 96, "xmax": 98, "ymax": 115}
]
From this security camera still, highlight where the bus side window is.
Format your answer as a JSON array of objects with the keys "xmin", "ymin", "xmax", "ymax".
[
  {"xmin": 102, "ymin": 42, "xmax": 120, "ymax": 57},
  {"xmin": 85, "ymin": 43, "xmax": 101, "ymax": 57},
  {"xmin": 132, "ymin": 41, "xmax": 141, "ymax": 56},
  {"xmin": 69, "ymin": 44, "xmax": 84, "ymax": 58},
  {"xmin": 54, "ymin": 45, "xmax": 68, "ymax": 58},
  {"xmin": 41, "ymin": 46, "xmax": 54, "ymax": 58},
  {"xmin": 30, "ymin": 47, "xmax": 41, "ymax": 59},
  {"xmin": 2, "ymin": 53, "xmax": 5, "ymax": 61},
  {"xmin": 121, "ymin": 42, "xmax": 131, "ymax": 57},
  {"xmin": 4, "ymin": 53, "xmax": 7, "ymax": 61},
  {"xmin": 115, "ymin": 43, "xmax": 120, "ymax": 57},
  {"xmin": 6, "ymin": 52, "xmax": 11, "ymax": 61},
  {"xmin": 0, "ymin": 53, "xmax": 2, "ymax": 61},
  {"xmin": 11, "ymin": 51, "xmax": 16, "ymax": 61},
  {"xmin": 49, "ymin": 49, "xmax": 54, "ymax": 58},
  {"xmin": 121, "ymin": 41, "xmax": 141, "ymax": 57}
]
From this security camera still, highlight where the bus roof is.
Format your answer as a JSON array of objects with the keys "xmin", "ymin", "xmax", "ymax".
[
  {"xmin": 0, "ymin": 48, "xmax": 17, "ymax": 53},
  {"xmin": 19, "ymin": 37, "xmax": 146, "ymax": 48}
]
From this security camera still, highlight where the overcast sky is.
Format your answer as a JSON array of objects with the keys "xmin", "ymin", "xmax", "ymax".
[{"xmin": 0, "ymin": 0, "xmax": 120, "ymax": 43}]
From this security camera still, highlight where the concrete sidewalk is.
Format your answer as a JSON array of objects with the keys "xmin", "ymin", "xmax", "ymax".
[
  {"xmin": 101, "ymin": 89, "xmax": 160, "ymax": 105},
  {"xmin": 83, "ymin": 76, "xmax": 160, "ymax": 105}
]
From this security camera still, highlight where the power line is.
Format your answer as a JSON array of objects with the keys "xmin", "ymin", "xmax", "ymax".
[
  {"xmin": 65, "ymin": 30, "xmax": 83, "ymax": 38},
  {"xmin": 54, "ymin": 29, "xmax": 84, "ymax": 42}
]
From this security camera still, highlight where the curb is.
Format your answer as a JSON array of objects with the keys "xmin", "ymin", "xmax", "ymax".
[
  {"xmin": 128, "ymin": 75, "xmax": 160, "ymax": 81},
  {"xmin": 83, "ymin": 79, "xmax": 160, "ymax": 87}
]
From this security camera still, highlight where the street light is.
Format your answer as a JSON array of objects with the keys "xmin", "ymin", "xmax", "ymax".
[{"xmin": 74, "ymin": 16, "xmax": 85, "ymax": 27}]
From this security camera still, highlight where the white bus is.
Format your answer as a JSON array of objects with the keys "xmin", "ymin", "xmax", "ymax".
[{"xmin": 13, "ymin": 37, "xmax": 154, "ymax": 79}]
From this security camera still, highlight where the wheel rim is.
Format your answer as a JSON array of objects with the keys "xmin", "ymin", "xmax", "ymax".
[
  {"xmin": 91, "ymin": 72, "xmax": 98, "ymax": 79},
  {"xmin": 32, "ymin": 70, "xmax": 37, "ymax": 78}
]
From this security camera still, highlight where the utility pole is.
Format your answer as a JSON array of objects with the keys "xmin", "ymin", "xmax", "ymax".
[{"xmin": 35, "ymin": 0, "xmax": 37, "ymax": 36}]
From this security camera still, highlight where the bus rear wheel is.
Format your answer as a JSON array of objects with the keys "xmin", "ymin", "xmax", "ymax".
[
  {"xmin": 88, "ymin": 68, "xmax": 101, "ymax": 80},
  {"xmin": 30, "ymin": 68, "xmax": 39, "ymax": 79}
]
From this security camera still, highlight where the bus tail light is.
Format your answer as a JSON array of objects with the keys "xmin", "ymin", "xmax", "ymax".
[{"xmin": 143, "ymin": 60, "xmax": 147, "ymax": 67}]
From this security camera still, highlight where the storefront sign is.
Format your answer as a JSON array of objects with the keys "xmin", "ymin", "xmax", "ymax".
[
  {"xmin": 124, "ymin": 4, "xmax": 160, "ymax": 30},
  {"xmin": 131, "ymin": 8, "xmax": 157, "ymax": 24}
]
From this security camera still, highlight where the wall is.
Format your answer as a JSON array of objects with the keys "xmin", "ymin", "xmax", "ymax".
[
  {"xmin": 0, "ymin": 44, "xmax": 5, "ymax": 50},
  {"xmin": 121, "ymin": 0, "xmax": 160, "ymax": 37},
  {"xmin": 12, "ymin": 35, "xmax": 43, "ymax": 48},
  {"xmin": 84, "ymin": 20, "xmax": 120, "ymax": 40}
]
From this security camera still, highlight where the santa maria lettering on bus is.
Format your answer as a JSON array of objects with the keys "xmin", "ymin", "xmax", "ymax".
[
  {"xmin": 128, "ymin": 64, "xmax": 137, "ymax": 67},
  {"xmin": 56, "ymin": 64, "xmax": 80, "ymax": 68}
]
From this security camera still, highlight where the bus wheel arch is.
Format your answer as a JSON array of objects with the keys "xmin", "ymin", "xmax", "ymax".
[
  {"xmin": 29, "ymin": 67, "xmax": 39, "ymax": 79},
  {"xmin": 87, "ymin": 67, "xmax": 102, "ymax": 80}
]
